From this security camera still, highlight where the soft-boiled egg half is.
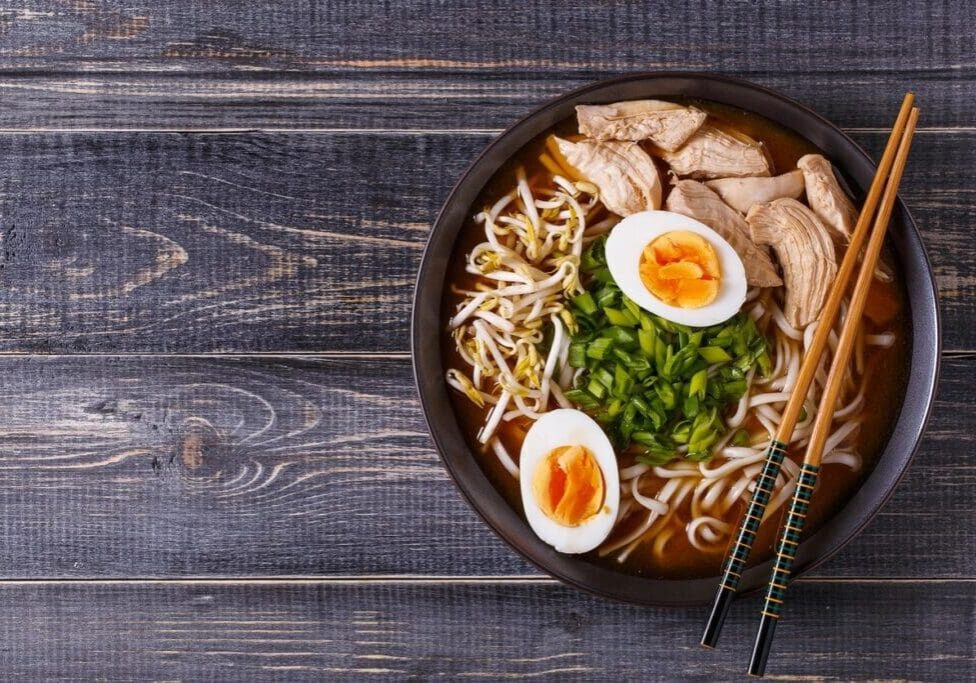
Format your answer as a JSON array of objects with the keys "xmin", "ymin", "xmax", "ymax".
[
  {"xmin": 519, "ymin": 409, "xmax": 620, "ymax": 554},
  {"xmin": 606, "ymin": 210, "xmax": 747, "ymax": 327}
]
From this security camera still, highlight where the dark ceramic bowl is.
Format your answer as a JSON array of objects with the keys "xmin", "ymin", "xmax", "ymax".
[{"xmin": 412, "ymin": 73, "xmax": 940, "ymax": 606}]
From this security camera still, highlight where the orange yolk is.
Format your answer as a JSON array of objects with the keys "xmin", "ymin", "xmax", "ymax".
[
  {"xmin": 639, "ymin": 230, "xmax": 721, "ymax": 308},
  {"xmin": 531, "ymin": 445, "xmax": 605, "ymax": 527}
]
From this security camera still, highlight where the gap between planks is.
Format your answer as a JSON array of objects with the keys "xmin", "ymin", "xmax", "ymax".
[
  {"xmin": 0, "ymin": 576, "xmax": 970, "ymax": 586},
  {"xmin": 0, "ymin": 351, "xmax": 412, "ymax": 359},
  {"xmin": 0, "ymin": 127, "xmax": 967, "ymax": 135},
  {"xmin": 0, "ymin": 351, "xmax": 971, "ymax": 359}
]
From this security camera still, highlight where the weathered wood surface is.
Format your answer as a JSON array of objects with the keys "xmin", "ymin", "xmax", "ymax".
[
  {"xmin": 0, "ymin": 0, "xmax": 971, "ymax": 678},
  {"xmin": 0, "ymin": 1, "xmax": 970, "ymax": 131},
  {"xmin": 0, "ymin": 73, "xmax": 971, "ymax": 131},
  {"xmin": 0, "ymin": 130, "xmax": 971, "ymax": 352},
  {"xmin": 0, "ymin": 579, "xmax": 970, "ymax": 681},
  {"xmin": 0, "ymin": 1, "xmax": 971, "ymax": 78},
  {"xmin": 0, "ymin": 354, "xmax": 966, "ymax": 580}
]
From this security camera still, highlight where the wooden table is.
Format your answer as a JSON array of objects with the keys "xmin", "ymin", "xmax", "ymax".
[{"xmin": 0, "ymin": 1, "xmax": 972, "ymax": 680}]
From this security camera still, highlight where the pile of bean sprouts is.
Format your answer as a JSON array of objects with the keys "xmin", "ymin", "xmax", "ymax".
[
  {"xmin": 446, "ymin": 171, "xmax": 896, "ymax": 565},
  {"xmin": 446, "ymin": 169, "xmax": 618, "ymax": 473}
]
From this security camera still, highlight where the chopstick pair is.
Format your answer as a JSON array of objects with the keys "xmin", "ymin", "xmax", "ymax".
[{"xmin": 699, "ymin": 93, "xmax": 920, "ymax": 676}]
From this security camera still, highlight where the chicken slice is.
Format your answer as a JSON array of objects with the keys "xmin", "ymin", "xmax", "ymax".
[
  {"xmin": 576, "ymin": 100, "xmax": 707, "ymax": 152},
  {"xmin": 705, "ymin": 169, "xmax": 804, "ymax": 214},
  {"xmin": 665, "ymin": 180, "xmax": 782, "ymax": 287},
  {"xmin": 662, "ymin": 125, "xmax": 771, "ymax": 179},
  {"xmin": 797, "ymin": 154, "xmax": 858, "ymax": 238},
  {"xmin": 555, "ymin": 137, "xmax": 662, "ymax": 216},
  {"xmin": 747, "ymin": 198, "xmax": 838, "ymax": 328},
  {"xmin": 797, "ymin": 154, "xmax": 894, "ymax": 282}
]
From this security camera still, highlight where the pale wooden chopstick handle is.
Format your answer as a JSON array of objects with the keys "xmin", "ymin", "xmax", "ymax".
[
  {"xmin": 748, "ymin": 107, "xmax": 920, "ymax": 678},
  {"xmin": 701, "ymin": 92, "xmax": 915, "ymax": 650},
  {"xmin": 805, "ymin": 106, "xmax": 921, "ymax": 467},
  {"xmin": 773, "ymin": 92, "xmax": 915, "ymax": 439}
]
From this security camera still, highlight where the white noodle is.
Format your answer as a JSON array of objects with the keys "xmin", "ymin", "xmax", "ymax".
[{"xmin": 446, "ymin": 163, "xmax": 891, "ymax": 570}]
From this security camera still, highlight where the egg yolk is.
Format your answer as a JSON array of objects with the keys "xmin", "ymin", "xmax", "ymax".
[
  {"xmin": 639, "ymin": 230, "xmax": 721, "ymax": 308},
  {"xmin": 531, "ymin": 445, "xmax": 605, "ymax": 527}
]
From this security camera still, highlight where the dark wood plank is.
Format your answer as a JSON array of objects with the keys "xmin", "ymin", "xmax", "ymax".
[
  {"xmin": 0, "ymin": 579, "xmax": 970, "ymax": 680},
  {"xmin": 0, "ymin": 1, "xmax": 970, "ymax": 129},
  {"xmin": 0, "ymin": 354, "xmax": 968, "ymax": 579},
  {"xmin": 0, "ymin": 72, "xmax": 971, "ymax": 131},
  {"xmin": 0, "ymin": 131, "xmax": 448, "ymax": 353},
  {"xmin": 0, "ymin": 1, "xmax": 971, "ymax": 77},
  {"xmin": 0, "ymin": 131, "xmax": 972, "ymax": 352}
]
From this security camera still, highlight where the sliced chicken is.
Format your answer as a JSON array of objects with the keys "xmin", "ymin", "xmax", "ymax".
[
  {"xmin": 797, "ymin": 154, "xmax": 894, "ymax": 282},
  {"xmin": 797, "ymin": 154, "xmax": 857, "ymax": 238},
  {"xmin": 576, "ymin": 100, "xmax": 707, "ymax": 152},
  {"xmin": 705, "ymin": 170, "xmax": 804, "ymax": 214},
  {"xmin": 665, "ymin": 180, "xmax": 782, "ymax": 287},
  {"xmin": 555, "ymin": 137, "xmax": 662, "ymax": 217},
  {"xmin": 747, "ymin": 198, "xmax": 838, "ymax": 328},
  {"xmin": 662, "ymin": 125, "xmax": 771, "ymax": 179}
]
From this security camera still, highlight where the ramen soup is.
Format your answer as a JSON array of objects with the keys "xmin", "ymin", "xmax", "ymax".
[{"xmin": 442, "ymin": 99, "xmax": 909, "ymax": 579}]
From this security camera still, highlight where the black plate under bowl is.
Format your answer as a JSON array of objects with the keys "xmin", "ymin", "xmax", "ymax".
[{"xmin": 412, "ymin": 73, "xmax": 940, "ymax": 606}]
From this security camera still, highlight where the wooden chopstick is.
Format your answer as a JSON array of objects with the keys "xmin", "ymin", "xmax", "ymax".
[
  {"xmin": 748, "ymin": 105, "xmax": 920, "ymax": 678},
  {"xmin": 700, "ymin": 92, "xmax": 917, "ymax": 649}
]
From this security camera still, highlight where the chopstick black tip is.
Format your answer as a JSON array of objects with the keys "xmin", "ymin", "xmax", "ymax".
[
  {"xmin": 700, "ymin": 587, "xmax": 735, "ymax": 648},
  {"xmin": 748, "ymin": 613, "xmax": 778, "ymax": 678}
]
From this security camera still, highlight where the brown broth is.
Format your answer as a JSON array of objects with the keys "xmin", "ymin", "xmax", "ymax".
[{"xmin": 441, "ymin": 100, "xmax": 911, "ymax": 579}]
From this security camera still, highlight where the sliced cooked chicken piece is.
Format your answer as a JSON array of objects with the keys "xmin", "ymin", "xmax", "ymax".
[
  {"xmin": 797, "ymin": 154, "xmax": 858, "ymax": 238},
  {"xmin": 665, "ymin": 180, "xmax": 782, "ymax": 287},
  {"xmin": 555, "ymin": 137, "xmax": 662, "ymax": 216},
  {"xmin": 661, "ymin": 125, "xmax": 771, "ymax": 179},
  {"xmin": 705, "ymin": 169, "xmax": 804, "ymax": 214},
  {"xmin": 747, "ymin": 198, "xmax": 838, "ymax": 328},
  {"xmin": 576, "ymin": 100, "xmax": 707, "ymax": 151},
  {"xmin": 797, "ymin": 154, "xmax": 894, "ymax": 282}
]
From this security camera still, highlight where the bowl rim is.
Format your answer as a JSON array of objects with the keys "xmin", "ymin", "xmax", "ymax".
[{"xmin": 412, "ymin": 71, "xmax": 941, "ymax": 606}]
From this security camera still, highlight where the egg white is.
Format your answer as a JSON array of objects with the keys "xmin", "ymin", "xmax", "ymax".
[
  {"xmin": 519, "ymin": 409, "xmax": 620, "ymax": 554},
  {"xmin": 605, "ymin": 210, "xmax": 747, "ymax": 327}
]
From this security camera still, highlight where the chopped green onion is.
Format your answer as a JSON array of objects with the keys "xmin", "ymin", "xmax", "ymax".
[
  {"xmin": 572, "ymin": 291, "xmax": 597, "ymax": 315},
  {"xmin": 586, "ymin": 337, "xmax": 613, "ymax": 360},
  {"xmin": 600, "ymin": 325, "xmax": 638, "ymax": 347},
  {"xmin": 563, "ymin": 388, "xmax": 600, "ymax": 410},
  {"xmin": 638, "ymin": 328, "xmax": 656, "ymax": 356},
  {"xmin": 568, "ymin": 342, "xmax": 588, "ymax": 368},
  {"xmin": 622, "ymin": 296, "xmax": 642, "ymax": 321},
  {"xmin": 635, "ymin": 451, "xmax": 675, "ymax": 466},
  {"xmin": 689, "ymin": 368, "xmax": 708, "ymax": 399},
  {"xmin": 560, "ymin": 237, "xmax": 772, "ymax": 464},
  {"xmin": 698, "ymin": 345, "xmax": 732, "ymax": 363},
  {"xmin": 604, "ymin": 307, "xmax": 638, "ymax": 328},
  {"xmin": 613, "ymin": 364, "xmax": 633, "ymax": 397},
  {"xmin": 594, "ymin": 367, "xmax": 615, "ymax": 390}
]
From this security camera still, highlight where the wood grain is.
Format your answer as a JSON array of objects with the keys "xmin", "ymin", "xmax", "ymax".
[
  {"xmin": 0, "ymin": 130, "xmax": 971, "ymax": 352},
  {"xmin": 0, "ymin": 1, "xmax": 970, "ymax": 76},
  {"xmin": 0, "ymin": 579, "xmax": 968, "ymax": 680},
  {"xmin": 0, "ymin": 1, "xmax": 969, "ymax": 130},
  {"xmin": 0, "ymin": 1, "xmax": 969, "ymax": 678},
  {"xmin": 0, "ymin": 354, "xmax": 967, "ymax": 579},
  {"xmin": 0, "ymin": 73, "xmax": 971, "ymax": 131}
]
